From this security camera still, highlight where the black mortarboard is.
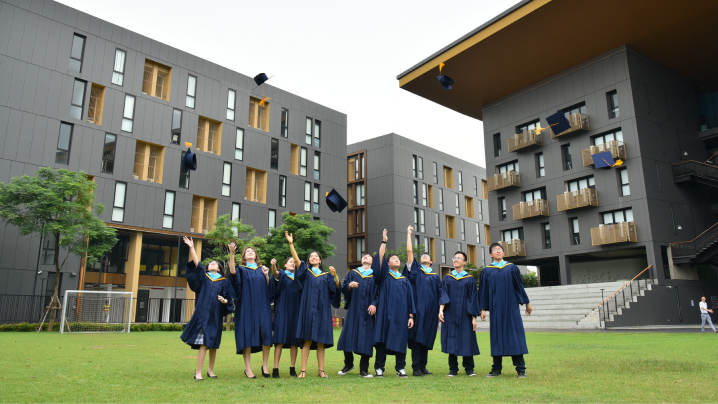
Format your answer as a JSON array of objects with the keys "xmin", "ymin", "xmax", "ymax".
[
  {"xmin": 437, "ymin": 75, "xmax": 455, "ymax": 90},
  {"xmin": 253, "ymin": 73, "xmax": 270, "ymax": 87},
  {"xmin": 183, "ymin": 147, "xmax": 197, "ymax": 172},
  {"xmin": 591, "ymin": 151, "xmax": 615, "ymax": 169},
  {"xmin": 546, "ymin": 110, "xmax": 571, "ymax": 136},
  {"xmin": 325, "ymin": 189, "xmax": 348, "ymax": 213}
]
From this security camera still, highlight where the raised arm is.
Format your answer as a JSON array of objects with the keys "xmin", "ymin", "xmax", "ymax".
[
  {"xmin": 378, "ymin": 229, "xmax": 388, "ymax": 260},
  {"xmin": 183, "ymin": 236, "xmax": 198, "ymax": 267},
  {"xmin": 228, "ymin": 242, "xmax": 236, "ymax": 275},
  {"xmin": 271, "ymin": 258, "xmax": 279, "ymax": 279},
  {"xmin": 406, "ymin": 226, "xmax": 414, "ymax": 266},
  {"xmin": 286, "ymin": 231, "xmax": 301, "ymax": 266}
]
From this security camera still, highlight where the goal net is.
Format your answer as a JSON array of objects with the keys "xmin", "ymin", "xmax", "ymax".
[{"xmin": 60, "ymin": 291, "xmax": 133, "ymax": 333}]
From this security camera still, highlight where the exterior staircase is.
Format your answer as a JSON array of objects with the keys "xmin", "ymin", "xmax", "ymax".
[{"xmin": 477, "ymin": 280, "xmax": 653, "ymax": 329}]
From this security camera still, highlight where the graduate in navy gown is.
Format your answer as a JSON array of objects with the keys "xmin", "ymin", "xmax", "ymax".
[
  {"xmin": 403, "ymin": 226, "xmax": 441, "ymax": 377},
  {"xmin": 269, "ymin": 256, "xmax": 303, "ymax": 378},
  {"xmin": 336, "ymin": 250, "xmax": 380, "ymax": 378},
  {"xmin": 373, "ymin": 228, "xmax": 416, "ymax": 378},
  {"xmin": 480, "ymin": 242, "xmax": 532, "ymax": 378},
  {"xmin": 228, "ymin": 245, "xmax": 272, "ymax": 379},
  {"xmin": 285, "ymin": 231, "xmax": 340, "ymax": 379},
  {"xmin": 179, "ymin": 237, "xmax": 235, "ymax": 381},
  {"xmin": 438, "ymin": 250, "xmax": 480, "ymax": 377}
]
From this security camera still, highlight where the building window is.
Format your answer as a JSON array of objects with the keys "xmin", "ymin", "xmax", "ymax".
[
  {"xmin": 413, "ymin": 181, "xmax": 419, "ymax": 204},
  {"xmin": 355, "ymin": 184, "xmax": 365, "ymax": 206},
  {"xmin": 481, "ymin": 247, "xmax": 486, "ymax": 267},
  {"xmin": 465, "ymin": 196, "xmax": 474, "ymax": 218},
  {"xmin": 536, "ymin": 152, "xmax": 545, "ymax": 177},
  {"xmin": 314, "ymin": 120, "xmax": 321, "ymax": 147},
  {"xmin": 269, "ymin": 209, "xmax": 276, "ymax": 230},
  {"xmin": 122, "ymin": 94, "xmax": 135, "ymax": 132},
  {"xmin": 271, "ymin": 139, "xmax": 279, "ymax": 170},
  {"xmin": 482, "ymin": 179, "xmax": 488, "ymax": 199},
  {"xmin": 227, "ymin": 89, "xmax": 236, "ymax": 121},
  {"xmin": 314, "ymin": 152, "xmax": 321, "ymax": 180},
  {"xmin": 443, "ymin": 166, "xmax": 454, "ymax": 188},
  {"xmin": 417, "ymin": 157, "xmax": 424, "ymax": 180},
  {"xmin": 561, "ymin": 144, "xmax": 572, "ymax": 170},
  {"xmin": 186, "ymin": 75, "xmax": 197, "ymax": 108},
  {"xmin": 232, "ymin": 203, "xmax": 241, "ymax": 221},
  {"xmin": 422, "ymin": 184, "xmax": 428, "ymax": 207},
  {"xmin": 179, "ymin": 151, "xmax": 190, "ymax": 189},
  {"xmin": 305, "ymin": 118, "xmax": 312, "ymax": 145},
  {"xmin": 593, "ymin": 129, "xmax": 623, "ymax": 145},
  {"xmin": 566, "ymin": 176, "xmax": 595, "ymax": 192},
  {"xmin": 496, "ymin": 161, "xmax": 519, "ymax": 174},
  {"xmin": 542, "ymin": 223, "xmax": 551, "ymax": 249},
  {"xmin": 112, "ymin": 49, "xmax": 126, "ymax": 86},
  {"xmin": 455, "ymin": 193, "xmax": 460, "ymax": 215},
  {"xmin": 475, "ymin": 222, "xmax": 480, "ymax": 244},
  {"xmin": 101, "ymin": 133, "xmax": 116, "ymax": 174},
  {"xmin": 300, "ymin": 147, "xmax": 308, "ymax": 176},
  {"xmin": 356, "ymin": 238, "xmax": 366, "ymax": 262},
  {"xmin": 196, "ymin": 117, "xmax": 222, "ymax": 155},
  {"xmin": 41, "ymin": 234, "xmax": 56, "ymax": 265},
  {"xmin": 281, "ymin": 108, "xmax": 289, "ymax": 137},
  {"xmin": 112, "ymin": 182, "xmax": 127, "ymax": 222},
  {"xmin": 191, "ymin": 196, "xmax": 217, "ymax": 234},
  {"xmin": 441, "ymin": 240, "xmax": 446, "ymax": 263},
  {"xmin": 171, "ymin": 109, "xmax": 182, "ymax": 144},
  {"xmin": 415, "ymin": 235, "xmax": 421, "ymax": 249},
  {"xmin": 163, "ymin": 191, "xmax": 175, "ymax": 229},
  {"xmin": 516, "ymin": 119, "xmax": 540, "ymax": 135},
  {"xmin": 619, "ymin": 168, "xmax": 630, "ymax": 196},
  {"xmin": 563, "ymin": 102, "xmax": 587, "ymax": 117},
  {"xmin": 68, "ymin": 33, "xmax": 85, "ymax": 72},
  {"xmin": 348, "ymin": 153, "xmax": 365, "ymax": 181},
  {"xmin": 607, "ymin": 90, "xmax": 619, "ymax": 118},
  {"xmin": 433, "ymin": 162, "xmax": 438, "ymax": 184},
  {"xmin": 313, "ymin": 184, "xmax": 320, "ymax": 213},
  {"xmin": 56, "ymin": 122, "xmax": 73, "ymax": 165},
  {"xmin": 477, "ymin": 201, "xmax": 483, "ymax": 221},
  {"xmin": 435, "ymin": 212, "xmax": 440, "ymax": 236},
  {"xmin": 438, "ymin": 188, "xmax": 444, "ymax": 211},
  {"xmin": 498, "ymin": 197, "xmax": 506, "ymax": 221},
  {"xmin": 70, "ymin": 79, "xmax": 86, "ymax": 120},
  {"xmin": 349, "ymin": 209, "xmax": 365, "ymax": 235},
  {"xmin": 603, "ymin": 208, "xmax": 634, "ymax": 224},
  {"xmin": 460, "ymin": 219, "xmax": 466, "ymax": 241},
  {"xmin": 413, "ymin": 155, "xmax": 418, "ymax": 177},
  {"xmin": 245, "ymin": 168, "xmax": 267, "ymax": 204},
  {"xmin": 446, "ymin": 215, "xmax": 456, "ymax": 239},
  {"xmin": 87, "ymin": 84, "xmax": 105, "ymax": 125},
  {"xmin": 524, "ymin": 187, "xmax": 547, "ymax": 202},
  {"xmin": 458, "ymin": 171, "xmax": 463, "ymax": 192},
  {"xmin": 420, "ymin": 209, "xmax": 426, "ymax": 233},
  {"xmin": 570, "ymin": 218, "xmax": 580, "ymax": 245},
  {"xmin": 235, "ymin": 128, "xmax": 244, "ymax": 160},
  {"xmin": 304, "ymin": 182, "xmax": 311, "ymax": 212},
  {"xmin": 132, "ymin": 141, "xmax": 165, "ymax": 183},
  {"xmin": 414, "ymin": 208, "xmax": 420, "ymax": 230},
  {"xmin": 278, "ymin": 175, "xmax": 287, "ymax": 207},
  {"xmin": 222, "ymin": 162, "xmax": 232, "ymax": 197},
  {"xmin": 501, "ymin": 228, "xmax": 523, "ymax": 241},
  {"xmin": 473, "ymin": 176, "xmax": 478, "ymax": 196},
  {"xmin": 142, "ymin": 60, "xmax": 172, "ymax": 101},
  {"xmin": 493, "ymin": 133, "xmax": 501, "ymax": 157}
]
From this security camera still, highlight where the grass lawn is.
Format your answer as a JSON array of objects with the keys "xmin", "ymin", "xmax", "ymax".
[{"xmin": 1, "ymin": 330, "xmax": 716, "ymax": 403}]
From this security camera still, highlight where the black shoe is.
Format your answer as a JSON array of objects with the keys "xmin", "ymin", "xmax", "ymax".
[
  {"xmin": 446, "ymin": 370, "xmax": 458, "ymax": 377},
  {"xmin": 244, "ymin": 370, "xmax": 256, "ymax": 379},
  {"xmin": 397, "ymin": 369, "xmax": 408, "ymax": 378},
  {"xmin": 518, "ymin": 371, "xmax": 527, "ymax": 378},
  {"xmin": 412, "ymin": 369, "xmax": 425, "ymax": 377},
  {"xmin": 420, "ymin": 367, "xmax": 433, "ymax": 375},
  {"xmin": 289, "ymin": 367, "xmax": 297, "ymax": 377},
  {"xmin": 466, "ymin": 370, "xmax": 477, "ymax": 377},
  {"xmin": 206, "ymin": 371, "xmax": 217, "ymax": 379},
  {"xmin": 262, "ymin": 367, "xmax": 270, "ymax": 378},
  {"xmin": 338, "ymin": 365, "xmax": 354, "ymax": 375},
  {"xmin": 360, "ymin": 371, "xmax": 373, "ymax": 378},
  {"xmin": 272, "ymin": 368, "xmax": 280, "ymax": 378},
  {"xmin": 194, "ymin": 374, "xmax": 204, "ymax": 381},
  {"xmin": 375, "ymin": 369, "xmax": 384, "ymax": 378},
  {"xmin": 486, "ymin": 370, "xmax": 501, "ymax": 377}
]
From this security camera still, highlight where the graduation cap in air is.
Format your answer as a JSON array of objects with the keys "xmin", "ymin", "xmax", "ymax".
[
  {"xmin": 183, "ymin": 142, "xmax": 197, "ymax": 172},
  {"xmin": 436, "ymin": 62, "xmax": 454, "ymax": 90},
  {"xmin": 591, "ymin": 151, "xmax": 623, "ymax": 169},
  {"xmin": 253, "ymin": 73, "xmax": 270, "ymax": 87},
  {"xmin": 546, "ymin": 110, "xmax": 571, "ymax": 136},
  {"xmin": 325, "ymin": 189, "xmax": 348, "ymax": 213}
]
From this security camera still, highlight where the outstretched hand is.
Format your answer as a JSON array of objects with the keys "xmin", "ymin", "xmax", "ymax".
[
  {"xmin": 285, "ymin": 231, "xmax": 294, "ymax": 244},
  {"xmin": 382, "ymin": 229, "xmax": 388, "ymax": 242},
  {"xmin": 270, "ymin": 258, "xmax": 277, "ymax": 266},
  {"xmin": 329, "ymin": 266, "xmax": 337, "ymax": 277},
  {"xmin": 407, "ymin": 225, "xmax": 414, "ymax": 235},
  {"xmin": 182, "ymin": 236, "xmax": 194, "ymax": 248},
  {"xmin": 228, "ymin": 242, "xmax": 236, "ymax": 256}
]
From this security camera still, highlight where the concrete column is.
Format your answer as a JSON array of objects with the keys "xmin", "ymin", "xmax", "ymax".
[
  {"xmin": 559, "ymin": 255, "xmax": 571, "ymax": 285},
  {"xmin": 124, "ymin": 232, "xmax": 143, "ymax": 321},
  {"xmin": 185, "ymin": 239, "xmax": 201, "ymax": 322}
]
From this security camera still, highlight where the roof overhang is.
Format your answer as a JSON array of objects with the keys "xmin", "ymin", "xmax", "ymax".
[{"xmin": 397, "ymin": 0, "xmax": 718, "ymax": 120}]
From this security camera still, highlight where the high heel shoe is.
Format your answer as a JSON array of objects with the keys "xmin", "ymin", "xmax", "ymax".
[
  {"xmin": 289, "ymin": 367, "xmax": 297, "ymax": 377},
  {"xmin": 318, "ymin": 370, "xmax": 328, "ymax": 379},
  {"xmin": 262, "ymin": 366, "xmax": 270, "ymax": 378},
  {"xmin": 272, "ymin": 368, "xmax": 280, "ymax": 378},
  {"xmin": 244, "ymin": 370, "xmax": 256, "ymax": 379},
  {"xmin": 206, "ymin": 371, "xmax": 217, "ymax": 379},
  {"xmin": 298, "ymin": 370, "xmax": 306, "ymax": 379},
  {"xmin": 194, "ymin": 374, "xmax": 204, "ymax": 381}
]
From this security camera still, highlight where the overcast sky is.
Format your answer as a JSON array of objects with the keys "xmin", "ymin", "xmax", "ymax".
[{"xmin": 59, "ymin": 0, "xmax": 519, "ymax": 167}]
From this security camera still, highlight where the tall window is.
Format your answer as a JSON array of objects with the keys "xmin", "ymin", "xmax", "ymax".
[
  {"xmin": 435, "ymin": 213, "xmax": 440, "ymax": 236},
  {"xmin": 122, "ymin": 94, "xmax": 135, "ymax": 132},
  {"xmin": 542, "ymin": 223, "xmax": 551, "ymax": 249},
  {"xmin": 179, "ymin": 151, "xmax": 190, "ymax": 189},
  {"xmin": 619, "ymin": 168, "xmax": 630, "ymax": 196},
  {"xmin": 433, "ymin": 162, "xmax": 438, "ymax": 184},
  {"xmin": 493, "ymin": 133, "xmax": 501, "ymax": 157},
  {"xmin": 268, "ymin": 209, "xmax": 276, "ymax": 229},
  {"xmin": 244, "ymin": 168, "xmax": 267, "ymax": 203},
  {"xmin": 498, "ymin": 197, "xmax": 506, "ymax": 221},
  {"xmin": 413, "ymin": 181, "xmax": 419, "ymax": 204},
  {"xmin": 305, "ymin": 118, "xmax": 312, "ymax": 144},
  {"xmin": 304, "ymin": 182, "xmax": 311, "ymax": 212},
  {"xmin": 561, "ymin": 144, "xmax": 573, "ymax": 170},
  {"xmin": 171, "ymin": 109, "xmax": 182, "ymax": 144},
  {"xmin": 348, "ymin": 153, "xmax": 365, "ymax": 181},
  {"xmin": 473, "ymin": 176, "xmax": 478, "ymax": 196},
  {"xmin": 196, "ymin": 117, "xmax": 222, "ymax": 155},
  {"xmin": 356, "ymin": 238, "xmax": 366, "ymax": 262},
  {"xmin": 70, "ymin": 79, "xmax": 86, "ymax": 120},
  {"xmin": 112, "ymin": 182, "xmax": 127, "ymax": 222},
  {"xmin": 414, "ymin": 208, "xmax": 420, "ymax": 230},
  {"xmin": 87, "ymin": 84, "xmax": 105, "ymax": 125},
  {"xmin": 227, "ymin": 89, "xmax": 236, "ymax": 121},
  {"xmin": 420, "ymin": 209, "xmax": 426, "ymax": 233},
  {"xmin": 314, "ymin": 152, "xmax": 320, "ymax": 180},
  {"xmin": 281, "ymin": 108, "xmax": 289, "ymax": 137},
  {"xmin": 235, "ymin": 128, "xmax": 244, "ymax": 160},
  {"xmin": 475, "ymin": 222, "xmax": 480, "ymax": 244},
  {"xmin": 536, "ymin": 152, "xmax": 545, "ymax": 177},
  {"xmin": 355, "ymin": 184, "xmax": 365, "ymax": 206},
  {"xmin": 163, "ymin": 191, "xmax": 175, "ymax": 229},
  {"xmin": 313, "ymin": 184, "xmax": 320, "ymax": 213},
  {"xmin": 56, "ymin": 123, "xmax": 73, "ymax": 165},
  {"xmin": 278, "ymin": 175, "xmax": 287, "ymax": 207},
  {"xmin": 481, "ymin": 247, "xmax": 486, "ymax": 267},
  {"xmin": 133, "ymin": 141, "xmax": 165, "ymax": 183},
  {"xmin": 314, "ymin": 120, "xmax": 321, "ymax": 147},
  {"xmin": 477, "ymin": 201, "xmax": 483, "ymax": 221},
  {"xmin": 417, "ymin": 157, "xmax": 424, "ymax": 180},
  {"xmin": 271, "ymin": 139, "xmax": 279, "ymax": 170},
  {"xmin": 422, "ymin": 184, "xmax": 428, "ymax": 207},
  {"xmin": 42, "ymin": 234, "xmax": 56, "ymax": 265},
  {"xmin": 186, "ymin": 75, "xmax": 196, "ymax": 108},
  {"xmin": 458, "ymin": 171, "xmax": 463, "ymax": 192},
  {"xmin": 112, "ymin": 49, "xmax": 126, "ymax": 86},
  {"xmin": 232, "ymin": 203, "xmax": 241, "ymax": 221},
  {"xmin": 446, "ymin": 215, "xmax": 456, "ymax": 239},
  {"xmin": 101, "ymin": 133, "xmax": 116, "ymax": 174},
  {"xmin": 441, "ymin": 240, "xmax": 446, "ymax": 263},
  {"xmin": 603, "ymin": 208, "xmax": 634, "ymax": 224},
  {"xmin": 222, "ymin": 162, "xmax": 232, "ymax": 197},
  {"xmin": 443, "ymin": 166, "xmax": 454, "ymax": 188},
  {"xmin": 191, "ymin": 196, "xmax": 217, "ymax": 233},
  {"xmin": 570, "ymin": 218, "xmax": 580, "ymax": 245},
  {"xmin": 455, "ymin": 193, "xmax": 460, "ymax": 215},
  {"xmin": 413, "ymin": 155, "xmax": 418, "ymax": 177},
  {"xmin": 300, "ymin": 147, "xmax": 308, "ymax": 176},
  {"xmin": 142, "ymin": 60, "xmax": 171, "ymax": 101},
  {"xmin": 460, "ymin": 219, "xmax": 466, "ymax": 241},
  {"xmin": 439, "ymin": 189, "xmax": 444, "ymax": 211},
  {"xmin": 68, "ymin": 33, "xmax": 85, "ymax": 72},
  {"xmin": 607, "ymin": 90, "xmax": 619, "ymax": 118}
]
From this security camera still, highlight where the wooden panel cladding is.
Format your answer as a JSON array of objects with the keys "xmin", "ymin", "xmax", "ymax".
[
  {"xmin": 249, "ymin": 96, "xmax": 270, "ymax": 131},
  {"xmin": 484, "ymin": 224, "xmax": 491, "ymax": 245},
  {"xmin": 482, "ymin": 179, "xmax": 488, "ymax": 199},
  {"xmin": 443, "ymin": 166, "xmax": 454, "ymax": 189},
  {"xmin": 465, "ymin": 196, "xmax": 474, "ymax": 218},
  {"xmin": 132, "ymin": 141, "xmax": 164, "ymax": 184},
  {"xmin": 196, "ymin": 116, "xmax": 222, "ymax": 155},
  {"xmin": 446, "ymin": 215, "xmax": 456, "ymax": 239},
  {"xmin": 428, "ymin": 185, "xmax": 434, "ymax": 209},
  {"xmin": 556, "ymin": 188, "xmax": 599, "ymax": 212},
  {"xmin": 191, "ymin": 196, "xmax": 217, "ymax": 234},
  {"xmin": 290, "ymin": 144, "xmax": 299, "ymax": 175},
  {"xmin": 87, "ymin": 84, "xmax": 105, "ymax": 125},
  {"xmin": 467, "ymin": 244, "xmax": 477, "ymax": 265},
  {"xmin": 142, "ymin": 59, "xmax": 172, "ymax": 101},
  {"xmin": 591, "ymin": 222, "xmax": 637, "ymax": 246},
  {"xmin": 550, "ymin": 113, "xmax": 589, "ymax": 138},
  {"xmin": 245, "ymin": 167, "xmax": 268, "ymax": 204}
]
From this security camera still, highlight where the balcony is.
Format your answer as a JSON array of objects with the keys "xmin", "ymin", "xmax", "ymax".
[
  {"xmin": 582, "ymin": 141, "xmax": 627, "ymax": 167},
  {"xmin": 673, "ymin": 160, "xmax": 718, "ymax": 189},
  {"xmin": 499, "ymin": 239, "xmax": 526, "ymax": 257},
  {"xmin": 556, "ymin": 188, "xmax": 598, "ymax": 212},
  {"xmin": 590, "ymin": 221, "xmax": 637, "ymax": 246},
  {"xmin": 512, "ymin": 199, "xmax": 550, "ymax": 220},
  {"xmin": 487, "ymin": 171, "xmax": 521, "ymax": 192},
  {"xmin": 550, "ymin": 112, "xmax": 589, "ymax": 138},
  {"xmin": 508, "ymin": 130, "xmax": 544, "ymax": 153}
]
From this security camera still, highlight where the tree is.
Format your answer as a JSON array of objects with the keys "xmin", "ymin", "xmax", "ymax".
[
  {"xmin": 522, "ymin": 271, "xmax": 539, "ymax": 288},
  {"xmin": 385, "ymin": 242, "xmax": 425, "ymax": 264},
  {"xmin": 202, "ymin": 214, "xmax": 265, "ymax": 271},
  {"xmin": 466, "ymin": 262, "xmax": 483, "ymax": 289},
  {"xmin": 0, "ymin": 168, "xmax": 117, "ymax": 331},
  {"xmin": 261, "ymin": 213, "xmax": 335, "ymax": 266}
]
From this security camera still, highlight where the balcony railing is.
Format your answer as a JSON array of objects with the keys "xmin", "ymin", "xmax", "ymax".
[
  {"xmin": 487, "ymin": 171, "xmax": 521, "ymax": 192},
  {"xmin": 556, "ymin": 188, "xmax": 598, "ymax": 212},
  {"xmin": 590, "ymin": 222, "xmax": 637, "ymax": 246},
  {"xmin": 512, "ymin": 199, "xmax": 549, "ymax": 220},
  {"xmin": 671, "ymin": 222, "xmax": 718, "ymax": 261},
  {"xmin": 672, "ymin": 160, "xmax": 718, "ymax": 187},
  {"xmin": 508, "ymin": 130, "xmax": 544, "ymax": 153},
  {"xmin": 551, "ymin": 112, "xmax": 589, "ymax": 138},
  {"xmin": 499, "ymin": 239, "xmax": 526, "ymax": 257},
  {"xmin": 582, "ymin": 141, "xmax": 627, "ymax": 167}
]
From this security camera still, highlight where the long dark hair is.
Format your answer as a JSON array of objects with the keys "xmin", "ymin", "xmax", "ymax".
[
  {"xmin": 206, "ymin": 260, "xmax": 225, "ymax": 276},
  {"xmin": 307, "ymin": 250, "xmax": 325, "ymax": 272}
]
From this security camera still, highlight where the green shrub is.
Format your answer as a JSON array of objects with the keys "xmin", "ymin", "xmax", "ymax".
[
  {"xmin": 0, "ymin": 322, "xmax": 186, "ymax": 332},
  {"xmin": 522, "ymin": 271, "xmax": 539, "ymax": 288}
]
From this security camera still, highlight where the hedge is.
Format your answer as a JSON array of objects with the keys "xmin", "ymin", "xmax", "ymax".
[{"xmin": 0, "ymin": 322, "xmax": 190, "ymax": 332}]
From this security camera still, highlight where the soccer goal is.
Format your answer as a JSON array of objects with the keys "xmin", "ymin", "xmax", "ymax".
[{"xmin": 60, "ymin": 291, "xmax": 133, "ymax": 333}]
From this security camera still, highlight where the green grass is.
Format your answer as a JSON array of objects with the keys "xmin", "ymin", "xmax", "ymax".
[{"xmin": 1, "ymin": 330, "xmax": 716, "ymax": 403}]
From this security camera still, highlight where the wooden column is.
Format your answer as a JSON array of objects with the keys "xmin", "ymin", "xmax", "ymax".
[{"xmin": 125, "ymin": 232, "xmax": 143, "ymax": 321}]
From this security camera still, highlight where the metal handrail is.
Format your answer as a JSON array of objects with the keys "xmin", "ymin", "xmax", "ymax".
[
  {"xmin": 597, "ymin": 265, "xmax": 652, "ymax": 309},
  {"xmin": 671, "ymin": 222, "xmax": 718, "ymax": 259},
  {"xmin": 671, "ymin": 222, "xmax": 718, "ymax": 245},
  {"xmin": 597, "ymin": 266, "xmax": 652, "ymax": 328}
]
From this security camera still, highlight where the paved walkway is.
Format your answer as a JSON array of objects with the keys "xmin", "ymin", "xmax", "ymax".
[{"xmin": 476, "ymin": 324, "xmax": 711, "ymax": 333}]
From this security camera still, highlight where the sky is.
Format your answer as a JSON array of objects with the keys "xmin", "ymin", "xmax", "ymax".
[{"xmin": 59, "ymin": 0, "xmax": 519, "ymax": 167}]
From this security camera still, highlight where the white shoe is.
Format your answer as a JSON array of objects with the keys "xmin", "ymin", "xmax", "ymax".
[
  {"xmin": 375, "ymin": 369, "xmax": 384, "ymax": 378},
  {"xmin": 397, "ymin": 369, "xmax": 408, "ymax": 378}
]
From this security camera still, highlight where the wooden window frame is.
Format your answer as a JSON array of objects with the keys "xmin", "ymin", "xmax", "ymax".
[
  {"xmin": 87, "ymin": 83, "xmax": 106, "ymax": 125},
  {"xmin": 245, "ymin": 168, "xmax": 268, "ymax": 204},
  {"xmin": 132, "ymin": 141, "xmax": 165, "ymax": 184},
  {"xmin": 142, "ymin": 59, "xmax": 172, "ymax": 101},
  {"xmin": 249, "ymin": 96, "xmax": 270, "ymax": 131},
  {"xmin": 191, "ymin": 196, "xmax": 217, "ymax": 234},
  {"xmin": 465, "ymin": 196, "xmax": 474, "ymax": 219},
  {"xmin": 443, "ymin": 166, "xmax": 454, "ymax": 189},
  {"xmin": 196, "ymin": 116, "xmax": 223, "ymax": 155},
  {"xmin": 290, "ymin": 144, "xmax": 299, "ymax": 175},
  {"xmin": 446, "ymin": 215, "xmax": 456, "ymax": 239}
]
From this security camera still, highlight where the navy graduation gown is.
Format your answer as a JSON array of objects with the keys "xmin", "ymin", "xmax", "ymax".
[
  {"xmin": 404, "ymin": 261, "xmax": 441, "ymax": 350},
  {"xmin": 479, "ymin": 262, "xmax": 530, "ymax": 356},
  {"xmin": 180, "ymin": 261, "xmax": 235, "ymax": 350},
  {"xmin": 230, "ymin": 264, "xmax": 273, "ymax": 353},
  {"xmin": 336, "ymin": 255, "xmax": 381, "ymax": 356},
  {"xmin": 270, "ymin": 269, "xmax": 303, "ymax": 347},
  {"xmin": 293, "ymin": 261, "xmax": 339, "ymax": 349},
  {"xmin": 374, "ymin": 258, "xmax": 416, "ymax": 355},
  {"xmin": 439, "ymin": 272, "xmax": 480, "ymax": 356}
]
